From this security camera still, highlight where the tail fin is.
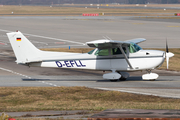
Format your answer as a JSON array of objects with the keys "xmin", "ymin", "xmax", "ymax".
[{"xmin": 7, "ymin": 31, "xmax": 42, "ymax": 64}]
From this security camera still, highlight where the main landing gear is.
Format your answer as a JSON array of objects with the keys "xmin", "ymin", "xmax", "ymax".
[
  {"xmin": 103, "ymin": 69, "xmax": 159, "ymax": 82},
  {"xmin": 103, "ymin": 70, "xmax": 129, "ymax": 82},
  {"xmin": 110, "ymin": 73, "xmax": 129, "ymax": 82},
  {"xmin": 142, "ymin": 70, "xmax": 159, "ymax": 81}
]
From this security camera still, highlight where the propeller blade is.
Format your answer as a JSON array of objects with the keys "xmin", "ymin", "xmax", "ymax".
[
  {"xmin": 166, "ymin": 54, "xmax": 169, "ymax": 70},
  {"xmin": 165, "ymin": 40, "xmax": 174, "ymax": 70},
  {"xmin": 166, "ymin": 39, "xmax": 169, "ymax": 53}
]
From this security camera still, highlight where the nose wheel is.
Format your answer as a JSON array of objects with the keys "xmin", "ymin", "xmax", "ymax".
[{"xmin": 142, "ymin": 70, "xmax": 159, "ymax": 81}]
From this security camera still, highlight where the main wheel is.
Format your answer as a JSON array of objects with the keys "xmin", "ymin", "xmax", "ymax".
[
  {"xmin": 110, "ymin": 79, "xmax": 118, "ymax": 82},
  {"xmin": 119, "ymin": 77, "xmax": 127, "ymax": 81},
  {"xmin": 149, "ymin": 79, "xmax": 156, "ymax": 81}
]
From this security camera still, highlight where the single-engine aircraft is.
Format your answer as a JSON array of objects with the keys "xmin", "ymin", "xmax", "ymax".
[{"xmin": 7, "ymin": 31, "xmax": 174, "ymax": 81}]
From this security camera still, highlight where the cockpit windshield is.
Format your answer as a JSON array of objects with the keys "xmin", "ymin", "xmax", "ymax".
[
  {"xmin": 88, "ymin": 49, "xmax": 95, "ymax": 54},
  {"xmin": 129, "ymin": 43, "xmax": 142, "ymax": 53}
]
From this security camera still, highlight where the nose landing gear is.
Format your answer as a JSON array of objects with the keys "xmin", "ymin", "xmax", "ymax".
[
  {"xmin": 103, "ymin": 70, "xmax": 130, "ymax": 82},
  {"xmin": 142, "ymin": 70, "xmax": 159, "ymax": 81}
]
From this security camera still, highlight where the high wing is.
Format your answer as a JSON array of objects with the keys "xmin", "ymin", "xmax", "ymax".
[
  {"xmin": 125, "ymin": 38, "xmax": 146, "ymax": 44},
  {"xmin": 86, "ymin": 39, "xmax": 130, "ymax": 48},
  {"xmin": 86, "ymin": 38, "xmax": 146, "ymax": 48}
]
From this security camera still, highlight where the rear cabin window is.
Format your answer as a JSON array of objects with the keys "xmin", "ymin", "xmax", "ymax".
[
  {"xmin": 111, "ymin": 47, "xmax": 127, "ymax": 55},
  {"xmin": 111, "ymin": 48, "xmax": 122, "ymax": 55},
  {"xmin": 95, "ymin": 49, "xmax": 109, "ymax": 56}
]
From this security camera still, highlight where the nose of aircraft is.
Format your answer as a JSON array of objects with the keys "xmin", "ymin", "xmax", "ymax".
[
  {"xmin": 156, "ymin": 51, "xmax": 166, "ymax": 69},
  {"xmin": 144, "ymin": 50, "xmax": 165, "ymax": 69},
  {"xmin": 145, "ymin": 50, "xmax": 165, "ymax": 56},
  {"xmin": 153, "ymin": 50, "xmax": 174, "ymax": 70}
]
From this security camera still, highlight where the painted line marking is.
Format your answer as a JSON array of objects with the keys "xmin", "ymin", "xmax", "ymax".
[
  {"xmin": 167, "ymin": 26, "xmax": 180, "ymax": 27},
  {"xmin": 55, "ymin": 42, "xmax": 66, "ymax": 44},
  {"xmin": 0, "ymin": 42, "xmax": 6, "ymax": 45},
  {"xmin": 31, "ymin": 41, "xmax": 49, "ymax": 45},
  {"xmin": 38, "ymin": 81, "xmax": 58, "ymax": 87},
  {"xmin": 0, "ymin": 29, "xmax": 85, "ymax": 45},
  {"xmin": 132, "ymin": 23, "xmax": 144, "ymax": 25},
  {"xmin": 0, "ymin": 40, "xmax": 8, "ymax": 44},
  {"xmin": 0, "ymin": 66, "xmax": 59, "ymax": 87},
  {"xmin": 0, "ymin": 52, "xmax": 9, "ymax": 55},
  {"xmin": 38, "ymin": 45, "xmax": 86, "ymax": 48},
  {"xmin": 94, "ymin": 87, "xmax": 180, "ymax": 99}
]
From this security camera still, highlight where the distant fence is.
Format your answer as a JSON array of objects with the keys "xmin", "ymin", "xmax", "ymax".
[{"xmin": 82, "ymin": 13, "xmax": 99, "ymax": 16}]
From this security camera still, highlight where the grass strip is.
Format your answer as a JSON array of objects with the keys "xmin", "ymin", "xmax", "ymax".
[{"xmin": 1, "ymin": 87, "xmax": 180, "ymax": 112}]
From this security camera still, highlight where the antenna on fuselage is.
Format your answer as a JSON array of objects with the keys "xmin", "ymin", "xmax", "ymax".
[
  {"xmin": 102, "ymin": 36, "xmax": 112, "ymax": 40},
  {"xmin": 105, "ymin": 36, "xmax": 112, "ymax": 40}
]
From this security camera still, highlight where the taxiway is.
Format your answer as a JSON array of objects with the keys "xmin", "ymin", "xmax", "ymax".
[{"xmin": 0, "ymin": 16, "xmax": 179, "ymax": 98}]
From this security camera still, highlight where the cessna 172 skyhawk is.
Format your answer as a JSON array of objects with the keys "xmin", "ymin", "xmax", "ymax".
[{"xmin": 7, "ymin": 31, "xmax": 174, "ymax": 81}]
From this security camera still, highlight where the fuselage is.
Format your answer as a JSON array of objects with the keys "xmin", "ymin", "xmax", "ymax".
[
  {"xmin": 6, "ymin": 31, "xmax": 173, "ymax": 81},
  {"xmin": 29, "ymin": 48, "xmax": 165, "ymax": 72}
]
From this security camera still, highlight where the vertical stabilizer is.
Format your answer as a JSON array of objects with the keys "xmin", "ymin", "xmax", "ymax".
[{"xmin": 7, "ymin": 31, "xmax": 42, "ymax": 64}]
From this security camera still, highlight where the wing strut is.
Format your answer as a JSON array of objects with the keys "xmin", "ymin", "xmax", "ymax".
[{"xmin": 119, "ymin": 45, "xmax": 133, "ymax": 69}]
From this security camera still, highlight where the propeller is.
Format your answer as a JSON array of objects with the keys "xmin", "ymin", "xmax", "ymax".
[{"xmin": 165, "ymin": 39, "xmax": 174, "ymax": 70}]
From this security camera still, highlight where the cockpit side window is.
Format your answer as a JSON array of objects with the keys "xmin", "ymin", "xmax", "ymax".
[
  {"xmin": 111, "ymin": 47, "xmax": 127, "ymax": 55},
  {"xmin": 111, "ymin": 48, "xmax": 122, "ymax": 55},
  {"xmin": 95, "ymin": 49, "xmax": 109, "ymax": 56},
  {"xmin": 129, "ymin": 43, "xmax": 142, "ymax": 53}
]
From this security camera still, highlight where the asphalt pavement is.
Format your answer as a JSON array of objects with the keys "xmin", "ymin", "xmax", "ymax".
[{"xmin": 0, "ymin": 15, "xmax": 180, "ymax": 119}]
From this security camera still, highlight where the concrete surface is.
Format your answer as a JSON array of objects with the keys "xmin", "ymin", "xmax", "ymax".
[
  {"xmin": 0, "ymin": 16, "xmax": 180, "ymax": 120},
  {"xmin": 89, "ymin": 109, "xmax": 180, "ymax": 119},
  {"xmin": 3, "ymin": 109, "xmax": 180, "ymax": 119},
  {"xmin": 0, "ymin": 16, "xmax": 180, "ymax": 48},
  {"xmin": 2, "ymin": 110, "xmax": 93, "ymax": 119},
  {"xmin": 0, "ymin": 16, "xmax": 179, "ymax": 99}
]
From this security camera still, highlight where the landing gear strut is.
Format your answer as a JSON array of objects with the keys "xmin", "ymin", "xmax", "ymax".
[{"xmin": 103, "ymin": 70, "xmax": 130, "ymax": 82}]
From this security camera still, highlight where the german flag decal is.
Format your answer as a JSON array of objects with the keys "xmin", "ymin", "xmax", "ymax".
[{"xmin": 16, "ymin": 38, "xmax": 21, "ymax": 41}]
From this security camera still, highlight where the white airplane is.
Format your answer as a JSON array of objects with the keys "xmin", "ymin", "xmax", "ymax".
[{"xmin": 7, "ymin": 31, "xmax": 174, "ymax": 81}]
